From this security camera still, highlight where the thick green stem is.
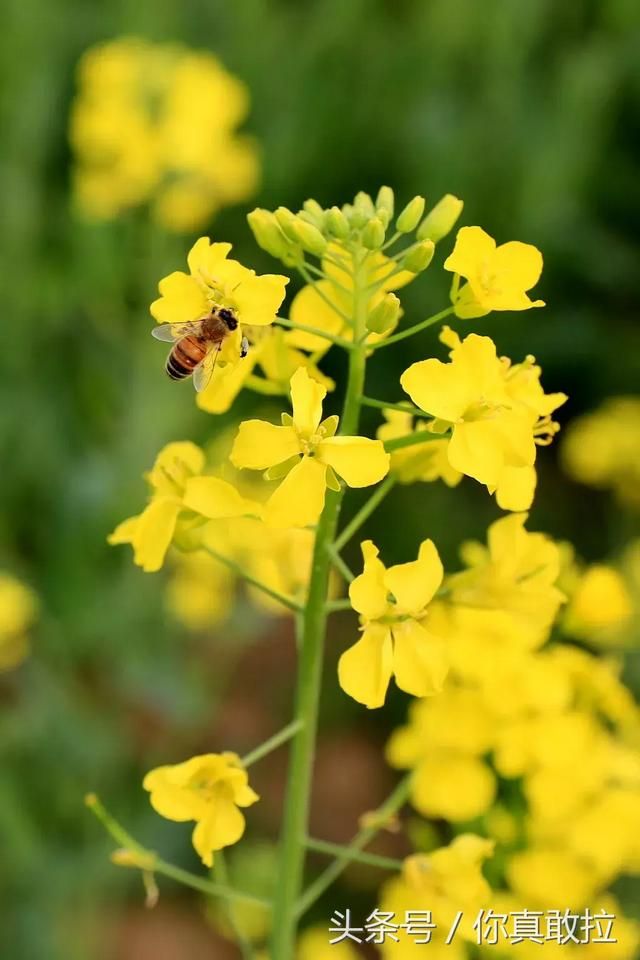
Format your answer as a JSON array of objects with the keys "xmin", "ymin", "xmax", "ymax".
[{"xmin": 269, "ymin": 253, "xmax": 369, "ymax": 960}]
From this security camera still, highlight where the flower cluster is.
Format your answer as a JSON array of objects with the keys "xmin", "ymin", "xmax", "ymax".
[
  {"xmin": 0, "ymin": 572, "xmax": 37, "ymax": 672},
  {"xmin": 69, "ymin": 38, "xmax": 259, "ymax": 231}
]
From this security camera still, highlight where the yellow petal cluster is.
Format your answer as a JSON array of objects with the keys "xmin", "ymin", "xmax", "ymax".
[
  {"xmin": 108, "ymin": 441, "xmax": 259, "ymax": 572},
  {"xmin": 401, "ymin": 329, "xmax": 566, "ymax": 510},
  {"xmin": 70, "ymin": 39, "xmax": 259, "ymax": 231},
  {"xmin": 0, "ymin": 573, "xmax": 37, "ymax": 671},
  {"xmin": 143, "ymin": 752, "xmax": 258, "ymax": 867},
  {"xmin": 338, "ymin": 539, "xmax": 448, "ymax": 708},
  {"xmin": 231, "ymin": 368, "xmax": 389, "ymax": 528},
  {"xmin": 444, "ymin": 226, "xmax": 545, "ymax": 318}
]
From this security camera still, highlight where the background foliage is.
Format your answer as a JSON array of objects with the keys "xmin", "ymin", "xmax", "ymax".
[{"xmin": 1, "ymin": 1, "xmax": 639, "ymax": 957}]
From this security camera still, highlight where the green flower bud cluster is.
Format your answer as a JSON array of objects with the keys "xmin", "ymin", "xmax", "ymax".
[{"xmin": 248, "ymin": 188, "xmax": 463, "ymax": 268}]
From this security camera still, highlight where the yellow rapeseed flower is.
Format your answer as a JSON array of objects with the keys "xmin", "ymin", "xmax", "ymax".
[
  {"xmin": 144, "ymin": 752, "xmax": 258, "ymax": 867},
  {"xmin": 108, "ymin": 441, "xmax": 259, "ymax": 572},
  {"xmin": 0, "ymin": 573, "xmax": 37, "ymax": 671},
  {"xmin": 338, "ymin": 538, "xmax": 448, "ymax": 708},
  {"xmin": 70, "ymin": 39, "xmax": 259, "ymax": 231},
  {"xmin": 377, "ymin": 410, "xmax": 463, "ymax": 487},
  {"xmin": 444, "ymin": 225, "xmax": 545, "ymax": 318},
  {"xmin": 230, "ymin": 367, "xmax": 389, "ymax": 528}
]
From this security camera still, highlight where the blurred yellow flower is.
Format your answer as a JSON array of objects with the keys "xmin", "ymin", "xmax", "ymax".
[
  {"xmin": 70, "ymin": 38, "xmax": 259, "ymax": 231},
  {"xmin": 377, "ymin": 411, "xmax": 463, "ymax": 487},
  {"xmin": 444, "ymin": 225, "xmax": 544, "ymax": 318},
  {"xmin": 298, "ymin": 927, "xmax": 360, "ymax": 959},
  {"xmin": 562, "ymin": 397, "xmax": 640, "ymax": 508},
  {"xmin": 108, "ymin": 441, "xmax": 259, "ymax": 572},
  {"xmin": 506, "ymin": 847, "xmax": 599, "ymax": 910},
  {"xmin": 564, "ymin": 563, "xmax": 633, "ymax": 643},
  {"xmin": 380, "ymin": 835, "xmax": 494, "ymax": 951},
  {"xmin": 338, "ymin": 538, "xmax": 447, "ymax": 708},
  {"xmin": 0, "ymin": 573, "xmax": 37, "ymax": 671},
  {"xmin": 231, "ymin": 367, "xmax": 389, "ymax": 528},
  {"xmin": 144, "ymin": 752, "xmax": 258, "ymax": 867},
  {"xmin": 165, "ymin": 549, "xmax": 235, "ymax": 630}
]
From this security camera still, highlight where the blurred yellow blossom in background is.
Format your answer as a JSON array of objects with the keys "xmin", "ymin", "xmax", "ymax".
[
  {"xmin": 0, "ymin": 573, "xmax": 37, "ymax": 671},
  {"xmin": 69, "ymin": 38, "xmax": 259, "ymax": 231},
  {"xmin": 561, "ymin": 396, "xmax": 640, "ymax": 509}
]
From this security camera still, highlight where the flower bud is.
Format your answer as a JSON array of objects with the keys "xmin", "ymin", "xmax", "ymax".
[
  {"xmin": 354, "ymin": 191, "xmax": 375, "ymax": 218},
  {"xmin": 376, "ymin": 185, "xmax": 395, "ymax": 220},
  {"xmin": 326, "ymin": 206, "xmax": 350, "ymax": 239},
  {"xmin": 275, "ymin": 206, "xmax": 301, "ymax": 242},
  {"xmin": 247, "ymin": 209, "xmax": 291, "ymax": 260},
  {"xmin": 366, "ymin": 293, "xmax": 401, "ymax": 334},
  {"xmin": 290, "ymin": 217, "xmax": 327, "ymax": 257},
  {"xmin": 349, "ymin": 207, "xmax": 369, "ymax": 229},
  {"xmin": 302, "ymin": 198, "xmax": 324, "ymax": 222},
  {"xmin": 417, "ymin": 194, "xmax": 464, "ymax": 242},
  {"xmin": 396, "ymin": 195, "xmax": 426, "ymax": 233},
  {"xmin": 362, "ymin": 217, "xmax": 386, "ymax": 250},
  {"xmin": 401, "ymin": 239, "xmax": 435, "ymax": 273}
]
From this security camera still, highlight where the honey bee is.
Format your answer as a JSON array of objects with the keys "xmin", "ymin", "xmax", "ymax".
[{"xmin": 152, "ymin": 307, "xmax": 249, "ymax": 392}]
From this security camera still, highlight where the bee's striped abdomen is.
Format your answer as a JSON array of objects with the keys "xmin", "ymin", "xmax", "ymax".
[{"xmin": 166, "ymin": 336, "xmax": 206, "ymax": 381}]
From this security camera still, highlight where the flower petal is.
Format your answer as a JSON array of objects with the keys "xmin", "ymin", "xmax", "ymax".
[
  {"xmin": 191, "ymin": 797, "xmax": 246, "ymax": 867},
  {"xmin": 265, "ymin": 456, "xmax": 327, "ymax": 528},
  {"xmin": 196, "ymin": 350, "xmax": 258, "ymax": 414},
  {"xmin": 131, "ymin": 498, "xmax": 181, "ymax": 572},
  {"xmin": 150, "ymin": 272, "xmax": 209, "ymax": 323},
  {"xmin": 447, "ymin": 421, "xmax": 505, "ymax": 487},
  {"xmin": 495, "ymin": 465, "xmax": 537, "ymax": 512},
  {"xmin": 290, "ymin": 366, "xmax": 326, "ymax": 437},
  {"xmin": 187, "ymin": 237, "xmax": 232, "ymax": 280},
  {"xmin": 401, "ymin": 358, "xmax": 472, "ymax": 422},
  {"xmin": 143, "ymin": 765, "xmax": 207, "ymax": 822},
  {"xmin": 182, "ymin": 476, "xmax": 259, "ymax": 520},
  {"xmin": 493, "ymin": 240, "xmax": 543, "ymax": 293},
  {"xmin": 392, "ymin": 620, "xmax": 449, "ymax": 698},
  {"xmin": 233, "ymin": 274, "xmax": 289, "ymax": 326},
  {"xmin": 349, "ymin": 540, "xmax": 389, "ymax": 620},
  {"xmin": 444, "ymin": 226, "xmax": 496, "ymax": 280},
  {"xmin": 317, "ymin": 436, "xmax": 390, "ymax": 488},
  {"xmin": 287, "ymin": 281, "xmax": 347, "ymax": 351},
  {"xmin": 384, "ymin": 539, "xmax": 444, "ymax": 615},
  {"xmin": 338, "ymin": 622, "xmax": 393, "ymax": 709},
  {"xmin": 231, "ymin": 421, "xmax": 300, "ymax": 470}
]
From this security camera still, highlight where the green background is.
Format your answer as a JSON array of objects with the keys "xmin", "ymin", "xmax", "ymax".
[{"xmin": 1, "ymin": 1, "xmax": 639, "ymax": 957}]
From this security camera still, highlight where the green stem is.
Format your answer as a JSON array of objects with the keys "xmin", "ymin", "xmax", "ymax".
[
  {"xmin": 295, "ymin": 775, "xmax": 412, "ymax": 918},
  {"xmin": 241, "ymin": 721, "xmax": 303, "ymax": 768},
  {"xmin": 305, "ymin": 837, "xmax": 403, "ymax": 871},
  {"xmin": 202, "ymin": 546, "xmax": 302, "ymax": 613},
  {"xmin": 371, "ymin": 306, "xmax": 454, "ymax": 350},
  {"xmin": 275, "ymin": 316, "xmax": 352, "ymax": 351},
  {"xmin": 269, "ymin": 252, "xmax": 369, "ymax": 960},
  {"xmin": 361, "ymin": 395, "xmax": 434, "ymax": 419},
  {"xmin": 384, "ymin": 430, "xmax": 448, "ymax": 453},
  {"xmin": 325, "ymin": 598, "xmax": 352, "ymax": 613},
  {"xmin": 334, "ymin": 475, "xmax": 395, "ymax": 552},
  {"xmin": 215, "ymin": 852, "xmax": 255, "ymax": 960},
  {"xmin": 325, "ymin": 543, "xmax": 355, "ymax": 583},
  {"xmin": 85, "ymin": 794, "xmax": 267, "ymax": 908}
]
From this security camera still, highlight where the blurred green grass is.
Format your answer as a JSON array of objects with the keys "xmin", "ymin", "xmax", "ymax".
[{"xmin": 1, "ymin": 1, "xmax": 640, "ymax": 957}]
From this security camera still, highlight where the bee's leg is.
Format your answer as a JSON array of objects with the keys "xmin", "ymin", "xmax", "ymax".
[{"xmin": 240, "ymin": 336, "xmax": 249, "ymax": 359}]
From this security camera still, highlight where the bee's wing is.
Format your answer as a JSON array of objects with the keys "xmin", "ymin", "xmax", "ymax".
[
  {"xmin": 193, "ymin": 342, "xmax": 222, "ymax": 393},
  {"xmin": 151, "ymin": 319, "xmax": 209, "ymax": 343}
]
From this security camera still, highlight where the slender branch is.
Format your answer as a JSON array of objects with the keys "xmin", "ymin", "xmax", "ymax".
[
  {"xmin": 296, "ymin": 775, "xmax": 412, "ymax": 918},
  {"xmin": 241, "ymin": 721, "xmax": 303, "ymax": 768},
  {"xmin": 303, "ymin": 259, "xmax": 352, "ymax": 297},
  {"xmin": 85, "ymin": 794, "xmax": 268, "ymax": 908},
  {"xmin": 305, "ymin": 837, "xmax": 403, "ymax": 872},
  {"xmin": 334, "ymin": 476, "xmax": 396, "ymax": 552},
  {"xmin": 381, "ymin": 230, "xmax": 402, "ymax": 252},
  {"xmin": 214, "ymin": 852, "xmax": 256, "ymax": 960},
  {"xmin": 384, "ymin": 430, "xmax": 448, "ymax": 453},
  {"xmin": 325, "ymin": 543, "xmax": 355, "ymax": 583},
  {"xmin": 202, "ymin": 546, "xmax": 303, "ymax": 613},
  {"xmin": 325, "ymin": 598, "xmax": 352, "ymax": 613},
  {"xmin": 370, "ymin": 306, "xmax": 454, "ymax": 350},
  {"xmin": 274, "ymin": 316, "xmax": 352, "ymax": 351},
  {"xmin": 361, "ymin": 396, "xmax": 434, "ymax": 420}
]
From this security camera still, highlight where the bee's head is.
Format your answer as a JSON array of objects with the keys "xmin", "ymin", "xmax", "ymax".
[{"xmin": 218, "ymin": 308, "xmax": 238, "ymax": 331}]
